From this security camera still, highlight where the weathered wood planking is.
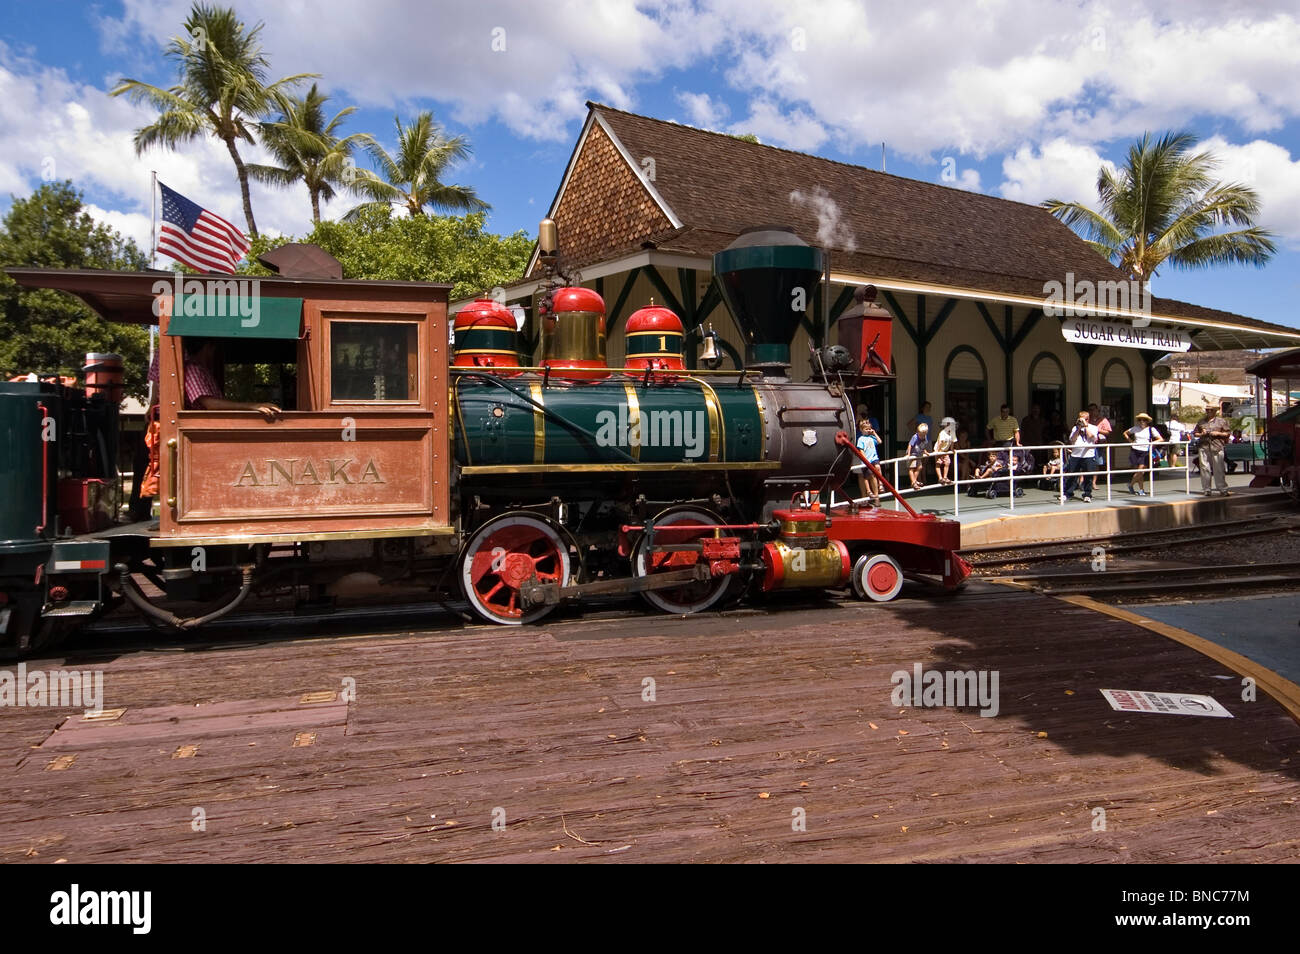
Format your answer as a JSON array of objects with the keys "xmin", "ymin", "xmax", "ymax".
[{"xmin": 0, "ymin": 585, "xmax": 1297, "ymax": 863}]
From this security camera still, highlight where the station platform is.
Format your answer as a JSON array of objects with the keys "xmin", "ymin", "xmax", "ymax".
[{"xmin": 848, "ymin": 472, "xmax": 1287, "ymax": 548}]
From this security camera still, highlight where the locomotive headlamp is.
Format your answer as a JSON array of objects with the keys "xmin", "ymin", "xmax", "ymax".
[{"xmin": 538, "ymin": 218, "xmax": 558, "ymax": 258}]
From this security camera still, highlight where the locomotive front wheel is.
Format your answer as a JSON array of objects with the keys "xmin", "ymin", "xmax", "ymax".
[
  {"xmin": 632, "ymin": 507, "xmax": 737, "ymax": 616},
  {"xmin": 851, "ymin": 552, "xmax": 904, "ymax": 602},
  {"xmin": 460, "ymin": 513, "xmax": 572, "ymax": 625}
]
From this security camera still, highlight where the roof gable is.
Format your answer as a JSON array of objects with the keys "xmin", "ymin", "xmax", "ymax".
[{"xmin": 527, "ymin": 113, "xmax": 677, "ymax": 277}]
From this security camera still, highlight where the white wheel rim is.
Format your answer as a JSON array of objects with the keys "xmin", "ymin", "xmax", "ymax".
[
  {"xmin": 853, "ymin": 553, "xmax": 903, "ymax": 602},
  {"xmin": 461, "ymin": 514, "xmax": 571, "ymax": 625}
]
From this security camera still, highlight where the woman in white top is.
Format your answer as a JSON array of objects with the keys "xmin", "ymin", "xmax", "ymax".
[{"xmin": 1123, "ymin": 412, "xmax": 1163, "ymax": 496}]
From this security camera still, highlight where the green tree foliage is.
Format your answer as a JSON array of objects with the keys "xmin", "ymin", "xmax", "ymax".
[
  {"xmin": 346, "ymin": 112, "xmax": 487, "ymax": 221},
  {"xmin": 111, "ymin": 3, "xmax": 316, "ymax": 237},
  {"xmin": 1043, "ymin": 131, "xmax": 1276, "ymax": 280},
  {"xmin": 0, "ymin": 182, "xmax": 151, "ymax": 394},
  {"xmin": 247, "ymin": 83, "xmax": 374, "ymax": 225},
  {"xmin": 240, "ymin": 206, "xmax": 530, "ymax": 300},
  {"xmin": 1198, "ymin": 371, "xmax": 1219, "ymax": 384}
]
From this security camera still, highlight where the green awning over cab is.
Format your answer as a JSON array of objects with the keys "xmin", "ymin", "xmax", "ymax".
[{"xmin": 165, "ymin": 294, "xmax": 303, "ymax": 339}]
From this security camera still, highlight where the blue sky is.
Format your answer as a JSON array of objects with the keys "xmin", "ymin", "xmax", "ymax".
[{"xmin": 2, "ymin": 0, "xmax": 1299, "ymax": 329}]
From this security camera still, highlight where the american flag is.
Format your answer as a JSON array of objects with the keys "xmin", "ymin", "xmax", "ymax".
[{"xmin": 157, "ymin": 182, "xmax": 249, "ymax": 273}]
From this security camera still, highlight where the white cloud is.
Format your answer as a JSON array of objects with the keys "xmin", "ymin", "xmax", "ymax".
[
  {"xmin": 0, "ymin": 41, "xmax": 350, "ymax": 248},
  {"xmin": 107, "ymin": 0, "xmax": 725, "ymax": 142},
  {"xmin": 677, "ymin": 91, "xmax": 728, "ymax": 130},
  {"xmin": 731, "ymin": 99, "xmax": 827, "ymax": 152},
  {"xmin": 84, "ymin": 203, "xmax": 153, "ymax": 252},
  {"xmin": 999, "ymin": 139, "xmax": 1112, "ymax": 206},
  {"xmin": 5, "ymin": 0, "xmax": 1296, "ymax": 265},
  {"xmin": 1199, "ymin": 136, "xmax": 1300, "ymax": 247}
]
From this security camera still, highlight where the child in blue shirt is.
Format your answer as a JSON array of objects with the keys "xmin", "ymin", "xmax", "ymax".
[
  {"xmin": 907, "ymin": 423, "xmax": 930, "ymax": 490},
  {"xmin": 854, "ymin": 417, "xmax": 882, "ymax": 504}
]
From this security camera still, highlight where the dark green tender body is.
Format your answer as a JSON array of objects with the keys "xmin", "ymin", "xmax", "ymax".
[{"xmin": 0, "ymin": 382, "xmax": 57, "ymax": 546}]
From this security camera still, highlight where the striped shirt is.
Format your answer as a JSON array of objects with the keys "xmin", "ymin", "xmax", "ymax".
[{"xmin": 147, "ymin": 351, "xmax": 221, "ymax": 409}]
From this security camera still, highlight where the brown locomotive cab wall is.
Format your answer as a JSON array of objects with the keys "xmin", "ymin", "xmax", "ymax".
[{"xmin": 157, "ymin": 293, "xmax": 452, "ymax": 543}]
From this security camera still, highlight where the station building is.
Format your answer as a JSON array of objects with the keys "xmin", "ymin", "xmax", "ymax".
[{"xmin": 465, "ymin": 103, "xmax": 1300, "ymax": 454}]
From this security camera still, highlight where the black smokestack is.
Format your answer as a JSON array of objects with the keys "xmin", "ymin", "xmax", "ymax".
[{"xmin": 713, "ymin": 226, "xmax": 825, "ymax": 375}]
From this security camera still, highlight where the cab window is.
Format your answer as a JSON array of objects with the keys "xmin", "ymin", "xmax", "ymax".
[{"xmin": 330, "ymin": 321, "xmax": 419, "ymax": 402}]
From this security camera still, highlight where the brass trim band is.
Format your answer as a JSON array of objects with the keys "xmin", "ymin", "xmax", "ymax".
[
  {"xmin": 530, "ymin": 381, "xmax": 546, "ymax": 464},
  {"xmin": 751, "ymin": 386, "xmax": 768, "ymax": 460},
  {"xmin": 152, "ymin": 525, "xmax": 458, "ymax": 548},
  {"xmin": 688, "ymin": 376, "xmax": 722, "ymax": 462},
  {"xmin": 623, "ymin": 382, "xmax": 641, "ymax": 461}
]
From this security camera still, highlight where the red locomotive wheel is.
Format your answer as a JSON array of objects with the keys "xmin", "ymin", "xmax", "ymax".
[
  {"xmin": 631, "ymin": 507, "xmax": 738, "ymax": 615},
  {"xmin": 852, "ymin": 552, "xmax": 903, "ymax": 602},
  {"xmin": 460, "ymin": 514, "xmax": 572, "ymax": 625}
]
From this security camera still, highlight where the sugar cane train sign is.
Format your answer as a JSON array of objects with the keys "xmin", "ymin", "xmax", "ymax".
[{"xmin": 1060, "ymin": 318, "xmax": 1192, "ymax": 352}]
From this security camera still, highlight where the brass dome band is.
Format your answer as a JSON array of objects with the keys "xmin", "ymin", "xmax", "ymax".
[{"xmin": 543, "ymin": 309, "xmax": 607, "ymax": 363}]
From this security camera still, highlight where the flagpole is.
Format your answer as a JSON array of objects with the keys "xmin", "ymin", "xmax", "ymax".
[
  {"xmin": 148, "ymin": 171, "xmax": 157, "ymax": 407},
  {"xmin": 150, "ymin": 171, "xmax": 158, "ymax": 268}
]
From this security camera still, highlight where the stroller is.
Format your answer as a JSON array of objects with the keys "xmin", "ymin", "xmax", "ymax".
[{"xmin": 967, "ymin": 449, "xmax": 1029, "ymax": 498}]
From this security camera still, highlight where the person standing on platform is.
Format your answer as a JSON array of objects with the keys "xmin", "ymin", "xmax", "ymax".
[
  {"xmin": 907, "ymin": 422, "xmax": 930, "ymax": 490},
  {"xmin": 931, "ymin": 416, "xmax": 957, "ymax": 484},
  {"xmin": 906, "ymin": 401, "xmax": 933, "ymax": 435},
  {"xmin": 987, "ymin": 405, "xmax": 1020, "ymax": 448},
  {"xmin": 1088, "ymin": 403, "xmax": 1113, "ymax": 485},
  {"xmin": 1062, "ymin": 410, "xmax": 1099, "ymax": 503},
  {"xmin": 1020, "ymin": 404, "xmax": 1045, "ymax": 449},
  {"xmin": 853, "ymin": 417, "xmax": 882, "ymax": 506},
  {"xmin": 1193, "ymin": 403, "xmax": 1232, "ymax": 496},
  {"xmin": 1166, "ymin": 416, "xmax": 1187, "ymax": 469},
  {"xmin": 1123, "ymin": 412, "xmax": 1163, "ymax": 496}
]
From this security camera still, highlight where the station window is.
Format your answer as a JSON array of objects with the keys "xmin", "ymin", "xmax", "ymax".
[{"xmin": 330, "ymin": 321, "xmax": 419, "ymax": 402}]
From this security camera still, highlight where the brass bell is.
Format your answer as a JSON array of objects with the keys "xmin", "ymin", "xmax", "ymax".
[{"xmin": 700, "ymin": 324, "xmax": 721, "ymax": 367}]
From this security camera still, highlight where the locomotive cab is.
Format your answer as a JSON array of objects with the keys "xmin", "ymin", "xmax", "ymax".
[{"xmin": 155, "ymin": 284, "xmax": 453, "ymax": 544}]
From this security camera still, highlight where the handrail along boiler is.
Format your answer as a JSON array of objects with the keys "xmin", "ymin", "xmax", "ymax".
[{"xmin": 1, "ymin": 224, "xmax": 968, "ymax": 650}]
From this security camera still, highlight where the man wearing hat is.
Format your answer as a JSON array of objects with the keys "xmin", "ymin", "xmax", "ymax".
[
  {"xmin": 1192, "ymin": 403, "xmax": 1233, "ymax": 496},
  {"xmin": 1122, "ymin": 412, "xmax": 1163, "ymax": 496}
]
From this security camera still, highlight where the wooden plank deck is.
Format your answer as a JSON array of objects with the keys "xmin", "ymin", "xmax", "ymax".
[{"xmin": 1, "ymin": 584, "xmax": 1297, "ymax": 863}]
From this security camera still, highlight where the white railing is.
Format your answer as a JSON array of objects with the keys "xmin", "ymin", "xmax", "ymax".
[{"xmin": 837, "ymin": 439, "xmax": 1194, "ymax": 516}]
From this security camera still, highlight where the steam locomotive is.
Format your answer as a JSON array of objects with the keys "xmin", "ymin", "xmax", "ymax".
[{"xmin": 1, "ymin": 225, "xmax": 966, "ymax": 653}]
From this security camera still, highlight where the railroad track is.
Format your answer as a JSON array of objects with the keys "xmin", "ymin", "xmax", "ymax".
[
  {"xmin": 988, "ymin": 560, "xmax": 1300, "ymax": 597},
  {"xmin": 963, "ymin": 512, "xmax": 1300, "ymax": 569}
]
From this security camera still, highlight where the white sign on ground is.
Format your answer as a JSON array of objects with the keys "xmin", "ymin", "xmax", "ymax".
[
  {"xmin": 1100, "ymin": 688, "xmax": 1232, "ymax": 718},
  {"xmin": 1061, "ymin": 319, "xmax": 1192, "ymax": 352}
]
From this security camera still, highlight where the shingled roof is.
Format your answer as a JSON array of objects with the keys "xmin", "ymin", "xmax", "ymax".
[{"xmin": 538, "ymin": 103, "xmax": 1298, "ymax": 347}]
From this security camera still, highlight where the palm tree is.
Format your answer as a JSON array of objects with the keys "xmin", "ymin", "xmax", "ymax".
[
  {"xmin": 111, "ymin": 3, "xmax": 316, "ymax": 238},
  {"xmin": 1043, "ymin": 131, "xmax": 1276, "ymax": 281},
  {"xmin": 246, "ymin": 84, "xmax": 374, "ymax": 225},
  {"xmin": 346, "ymin": 112, "xmax": 488, "ymax": 221}
]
